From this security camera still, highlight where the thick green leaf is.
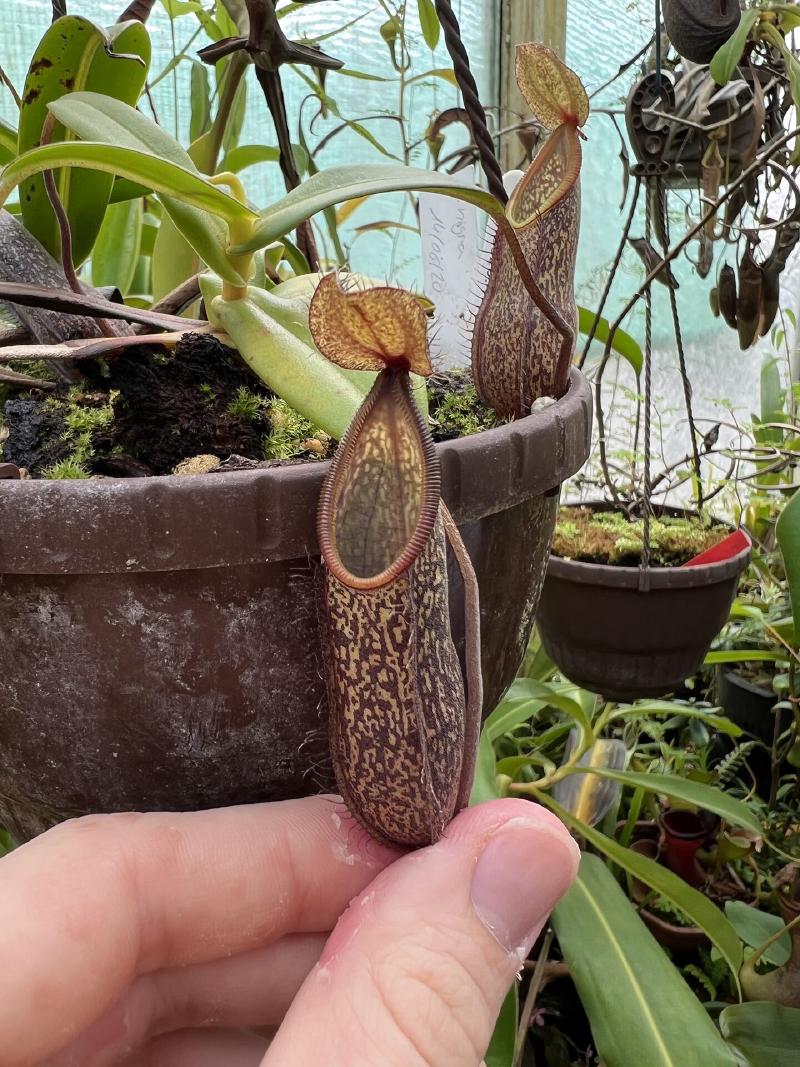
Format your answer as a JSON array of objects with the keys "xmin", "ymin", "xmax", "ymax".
[
  {"xmin": 151, "ymin": 210, "xmax": 200, "ymax": 301},
  {"xmin": 190, "ymin": 60, "xmax": 211, "ymax": 142},
  {"xmin": 775, "ymin": 3, "xmax": 800, "ymax": 32},
  {"xmin": 704, "ymin": 649, "xmax": 788, "ymax": 665},
  {"xmin": 709, "ymin": 8, "xmax": 759, "ymax": 85},
  {"xmin": 776, "ymin": 487, "xmax": 800, "ymax": 645},
  {"xmin": 720, "ymin": 1002, "xmax": 800, "ymax": 1066},
  {"xmin": 500, "ymin": 678, "xmax": 593, "ymax": 743},
  {"xmin": 725, "ymin": 901, "xmax": 791, "ymax": 967},
  {"xmin": 91, "ymin": 199, "xmax": 142, "ymax": 293},
  {"xmin": 468, "ymin": 730, "xmax": 502, "ymax": 805},
  {"xmin": 4, "ymin": 139, "xmax": 253, "ymax": 286},
  {"xmin": 240, "ymin": 164, "xmax": 500, "ymax": 252},
  {"xmin": 221, "ymin": 143, "xmax": 309, "ymax": 175},
  {"xmin": 18, "ymin": 17, "xmax": 150, "ymax": 265},
  {"xmin": 485, "ymin": 984, "xmax": 517, "ymax": 1067},
  {"xmin": 610, "ymin": 702, "xmax": 742, "ymax": 738},
  {"xmin": 0, "ymin": 118, "xmax": 16, "ymax": 166},
  {"xmin": 484, "ymin": 696, "xmax": 550, "ymax": 742},
  {"xmin": 48, "ymin": 93, "xmax": 248, "ymax": 283},
  {"xmin": 543, "ymin": 795, "xmax": 744, "ymax": 981},
  {"xmin": 160, "ymin": 0, "xmax": 201, "ymax": 16},
  {"xmin": 417, "ymin": 0, "xmax": 441, "ymax": 50},
  {"xmin": 1, "ymin": 142, "xmax": 251, "ymax": 224},
  {"xmin": 222, "ymin": 74, "xmax": 247, "ymax": 154},
  {"xmin": 554, "ymin": 855, "xmax": 737, "ymax": 1067},
  {"xmin": 578, "ymin": 305, "xmax": 643, "ymax": 375},
  {"xmin": 570, "ymin": 768, "xmax": 762, "ymax": 834}
]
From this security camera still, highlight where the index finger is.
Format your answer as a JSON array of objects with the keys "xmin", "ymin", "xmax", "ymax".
[{"xmin": 0, "ymin": 796, "xmax": 399, "ymax": 1067}]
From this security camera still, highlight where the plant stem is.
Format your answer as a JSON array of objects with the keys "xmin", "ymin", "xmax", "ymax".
[
  {"xmin": 204, "ymin": 52, "xmax": 249, "ymax": 174},
  {"xmin": 512, "ymin": 928, "xmax": 554, "ymax": 1067}
]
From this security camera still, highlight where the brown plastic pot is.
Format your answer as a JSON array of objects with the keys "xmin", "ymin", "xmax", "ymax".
[
  {"xmin": 0, "ymin": 369, "xmax": 592, "ymax": 840},
  {"xmin": 536, "ymin": 505, "xmax": 751, "ymax": 701},
  {"xmin": 628, "ymin": 837, "xmax": 709, "ymax": 954}
]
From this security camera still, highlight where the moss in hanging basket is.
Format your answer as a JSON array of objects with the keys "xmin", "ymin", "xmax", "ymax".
[{"xmin": 552, "ymin": 506, "xmax": 725, "ymax": 567}]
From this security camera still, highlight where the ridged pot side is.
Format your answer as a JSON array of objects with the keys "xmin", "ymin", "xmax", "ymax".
[{"xmin": 0, "ymin": 370, "xmax": 591, "ymax": 841}]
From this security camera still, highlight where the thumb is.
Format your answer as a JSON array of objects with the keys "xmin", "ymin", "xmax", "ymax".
[{"xmin": 263, "ymin": 799, "xmax": 579, "ymax": 1067}]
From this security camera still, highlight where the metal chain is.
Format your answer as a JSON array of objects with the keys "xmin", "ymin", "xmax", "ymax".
[
  {"xmin": 434, "ymin": 0, "xmax": 508, "ymax": 204},
  {"xmin": 641, "ymin": 180, "xmax": 654, "ymax": 586},
  {"xmin": 659, "ymin": 179, "xmax": 704, "ymax": 510}
]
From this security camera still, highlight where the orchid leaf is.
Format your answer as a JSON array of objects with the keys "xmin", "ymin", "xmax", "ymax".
[
  {"xmin": 776, "ymin": 487, "xmax": 800, "ymax": 645},
  {"xmin": 239, "ymin": 164, "xmax": 500, "ymax": 253},
  {"xmin": 569, "ymin": 768, "xmax": 762, "ymax": 833},
  {"xmin": 543, "ymin": 795, "xmax": 744, "ymax": 984},
  {"xmin": 710, "ymin": 9, "xmax": 759, "ymax": 85},
  {"xmin": 578, "ymin": 305, "xmax": 643, "ymax": 375},
  {"xmin": 48, "ymin": 92, "xmax": 250, "ymax": 284},
  {"xmin": 18, "ymin": 17, "xmax": 150, "ymax": 265},
  {"xmin": 554, "ymin": 855, "xmax": 737, "ymax": 1067}
]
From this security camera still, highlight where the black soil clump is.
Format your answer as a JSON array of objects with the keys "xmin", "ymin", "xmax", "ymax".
[
  {"xmin": 2, "ymin": 397, "xmax": 70, "ymax": 474},
  {"xmin": 106, "ymin": 333, "xmax": 269, "ymax": 474}
]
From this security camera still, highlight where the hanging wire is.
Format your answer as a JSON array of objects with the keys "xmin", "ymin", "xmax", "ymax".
[
  {"xmin": 654, "ymin": 0, "xmax": 662, "ymax": 92},
  {"xmin": 578, "ymin": 176, "xmax": 643, "ymax": 368},
  {"xmin": 658, "ymin": 177, "xmax": 704, "ymax": 510},
  {"xmin": 640, "ymin": 180, "xmax": 654, "ymax": 585}
]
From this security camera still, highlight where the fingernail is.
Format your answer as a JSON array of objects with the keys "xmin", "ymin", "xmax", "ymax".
[{"xmin": 470, "ymin": 817, "xmax": 577, "ymax": 957}]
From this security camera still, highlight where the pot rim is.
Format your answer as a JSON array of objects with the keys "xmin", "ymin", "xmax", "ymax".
[
  {"xmin": 0, "ymin": 368, "xmax": 592, "ymax": 575},
  {"xmin": 548, "ymin": 501, "xmax": 752, "ymax": 589}
]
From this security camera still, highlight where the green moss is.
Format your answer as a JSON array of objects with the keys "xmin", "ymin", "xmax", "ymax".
[
  {"xmin": 227, "ymin": 385, "xmax": 265, "ymax": 423},
  {"xmin": 262, "ymin": 398, "xmax": 329, "ymax": 460},
  {"xmin": 552, "ymin": 506, "xmax": 724, "ymax": 567},
  {"xmin": 429, "ymin": 374, "xmax": 498, "ymax": 438},
  {"xmin": 45, "ymin": 388, "xmax": 118, "ymax": 475},
  {"xmin": 40, "ymin": 456, "xmax": 90, "ymax": 480}
]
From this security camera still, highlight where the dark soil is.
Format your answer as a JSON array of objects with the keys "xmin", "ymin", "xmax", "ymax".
[
  {"xmin": 104, "ymin": 333, "xmax": 269, "ymax": 474},
  {"xmin": 3, "ymin": 396, "xmax": 71, "ymax": 473},
  {"xmin": 2, "ymin": 341, "xmax": 498, "ymax": 479},
  {"xmin": 552, "ymin": 505, "xmax": 725, "ymax": 567}
]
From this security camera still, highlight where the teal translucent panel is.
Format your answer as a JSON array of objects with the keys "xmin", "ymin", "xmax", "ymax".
[
  {"xmin": 567, "ymin": 0, "xmax": 770, "ymax": 452},
  {"xmin": 0, "ymin": 1, "xmax": 498, "ymax": 282}
]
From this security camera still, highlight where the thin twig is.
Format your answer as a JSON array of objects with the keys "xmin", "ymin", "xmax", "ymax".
[
  {"xmin": 0, "ymin": 366, "xmax": 55, "ymax": 389},
  {"xmin": 512, "ymin": 928, "xmax": 555, "ymax": 1067},
  {"xmin": 0, "ymin": 328, "xmax": 220, "ymax": 362},
  {"xmin": 0, "ymin": 282, "xmax": 205, "ymax": 332}
]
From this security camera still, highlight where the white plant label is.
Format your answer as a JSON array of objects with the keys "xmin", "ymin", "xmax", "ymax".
[{"xmin": 419, "ymin": 173, "xmax": 479, "ymax": 370}]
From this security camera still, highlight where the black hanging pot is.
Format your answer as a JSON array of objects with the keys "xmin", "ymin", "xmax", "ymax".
[
  {"xmin": 536, "ymin": 506, "xmax": 751, "ymax": 701},
  {"xmin": 662, "ymin": 0, "xmax": 741, "ymax": 64}
]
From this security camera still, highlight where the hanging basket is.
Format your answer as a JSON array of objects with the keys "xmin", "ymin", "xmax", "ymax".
[{"xmin": 536, "ymin": 504, "xmax": 751, "ymax": 701}]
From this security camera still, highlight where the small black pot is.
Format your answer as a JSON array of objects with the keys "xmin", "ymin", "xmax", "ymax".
[
  {"xmin": 536, "ymin": 509, "xmax": 751, "ymax": 701},
  {"xmin": 662, "ymin": 0, "xmax": 741, "ymax": 63},
  {"xmin": 717, "ymin": 667, "xmax": 778, "ymax": 744}
]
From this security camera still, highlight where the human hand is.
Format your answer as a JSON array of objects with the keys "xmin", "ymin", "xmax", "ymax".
[{"xmin": 0, "ymin": 795, "xmax": 578, "ymax": 1067}]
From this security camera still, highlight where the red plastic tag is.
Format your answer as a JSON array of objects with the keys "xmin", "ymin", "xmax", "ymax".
[{"xmin": 682, "ymin": 528, "xmax": 751, "ymax": 568}]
